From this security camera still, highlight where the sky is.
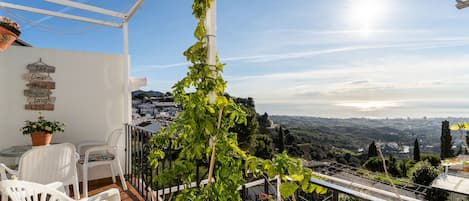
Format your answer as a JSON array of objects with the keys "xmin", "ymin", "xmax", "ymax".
[{"xmin": 3, "ymin": 0, "xmax": 469, "ymax": 118}]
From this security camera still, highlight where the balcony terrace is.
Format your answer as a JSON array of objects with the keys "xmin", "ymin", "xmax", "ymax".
[{"xmin": 2, "ymin": 1, "xmax": 469, "ymax": 201}]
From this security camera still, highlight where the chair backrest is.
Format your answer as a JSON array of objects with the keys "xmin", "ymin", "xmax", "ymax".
[
  {"xmin": 0, "ymin": 180, "xmax": 72, "ymax": 201},
  {"xmin": 17, "ymin": 143, "xmax": 78, "ymax": 186},
  {"xmin": 107, "ymin": 129, "xmax": 123, "ymax": 147}
]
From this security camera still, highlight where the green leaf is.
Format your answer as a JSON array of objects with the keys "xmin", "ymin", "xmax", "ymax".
[
  {"xmin": 280, "ymin": 182, "xmax": 298, "ymax": 198},
  {"xmin": 315, "ymin": 186, "xmax": 328, "ymax": 194},
  {"xmin": 206, "ymin": 106, "xmax": 215, "ymax": 114},
  {"xmin": 290, "ymin": 174, "xmax": 304, "ymax": 181},
  {"xmin": 194, "ymin": 22, "xmax": 206, "ymax": 40}
]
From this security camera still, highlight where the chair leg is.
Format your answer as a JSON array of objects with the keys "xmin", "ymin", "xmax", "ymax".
[
  {"xmin": 83, "ymin": 166, "xmax": 89, "ymax": 198},
  {"xmin": 64, "ymin": 185, "xmax": 70, "ymax": 196},
  {"xmin": 73, "ymin": 179, "xmax": 80, "ymax": 200},
  {"xmin": 115, "ymin": 159, "xmax": 128, "ymax": 191},
  {"xmin": 110, "ymin": 162, "xmax": 116, "ymax": 183}
]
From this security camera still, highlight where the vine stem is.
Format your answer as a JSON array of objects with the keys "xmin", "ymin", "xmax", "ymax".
[
  {"xmin": 207, "ymin": 108, "xmax": 224, "ymax": 187},
  {"xmin": 376, "ymin": 142, "xmax": 402, "ymax": 201}
]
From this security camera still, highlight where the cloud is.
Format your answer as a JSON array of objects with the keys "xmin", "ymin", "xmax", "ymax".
[
  {"xmin": 348, "ymin": 80, "xmax": 370, "ymax": 85},
  {"xmin": 133, "ymin": 38, "xmax": 469, "ymax": 73},
  {"xmin": 231, "ymin": 41, "xmax": 469, "ymax": 63},
  {"xmin": 133, "ymin": 62, "xmax": 190, "ymax": 73}
]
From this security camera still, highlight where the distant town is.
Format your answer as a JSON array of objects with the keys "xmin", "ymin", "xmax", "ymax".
[{"xmin": 131, "ymin": 90, "xmax": 181, "ymax": 132}]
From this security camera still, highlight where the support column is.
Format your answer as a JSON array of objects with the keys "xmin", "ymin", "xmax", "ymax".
[
  {"xmin": 206, "ymin": 0, "xmax": 217, "ymax": 76},
  {"xmin": 122, "ymin": 22, "xmax": 131, "ymax": 124}
]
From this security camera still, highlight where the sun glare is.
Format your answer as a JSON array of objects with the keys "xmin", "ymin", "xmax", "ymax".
[
  {"xmin": 337, "ymin": 101, "xmax": 399, "ymax": 112},
  {"xmin": 346, "ymin": 0, "xmax": 388, "ymax": 37}
]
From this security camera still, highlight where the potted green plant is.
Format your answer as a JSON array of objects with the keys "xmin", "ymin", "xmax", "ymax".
[
  {"xmin": 21, "ymin": 114, "xmax": 65, "ymax": 146},
  {"xmin": 0, "ymin": 16, "xmax": 20, "ymax": 52}
]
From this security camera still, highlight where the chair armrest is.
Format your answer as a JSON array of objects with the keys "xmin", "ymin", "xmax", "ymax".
[
  {"xmin": 0, "ymin": 163, "xmax": 18, "ymax": 180},
  {"xmin": 80, "ymin": 188, "xmax": 120, "ymax": 201},
  {"xmin": 46, "ymin": 182, "xmax": 66, "ymax": 193},
  {"xmin": 77, "ymin": 141, "xmax": 106, "ymax": 153}
]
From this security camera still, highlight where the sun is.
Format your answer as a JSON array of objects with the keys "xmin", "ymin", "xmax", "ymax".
[{"xmin": 346, "ymin": 0, "xmax": 389, "ymax": 37}]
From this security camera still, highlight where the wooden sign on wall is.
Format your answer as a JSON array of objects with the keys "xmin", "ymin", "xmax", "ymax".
[
  {"xmin": 23, "ymin": 73, "xmax": 52, "ymax": 82},
  {"xmin": 27, "ymin": 81, "xmax": 55, "ymax": 89},
  {"xmin": 24, "ymin": 88, "xmax": 52, "ymax": 97},
  {"xmin": 24, "ymin": 58, "xmax": 56, "ymax": 111}
]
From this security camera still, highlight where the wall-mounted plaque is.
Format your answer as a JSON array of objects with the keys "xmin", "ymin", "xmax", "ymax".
[
  {"xmin": 27, "ymin": 97, "xmax": 56, "ymax": 105},
  {"xmin": 27, "ymin": 63, "xmax": 56, "ymax": 73},
  {"xmin": 27, "ymin": 81, "xmax": 55, "ymax": 89},
  {"xmin": 24, "ymin": 58, "xmax": 56, "ymax": 111},
  {"xmin": 23, "ymin": 73, "xmax": 52, "ymax": 82},
  {"xmin": 25, "ymin": 104, "xmax": 54, "ymax": 111},
  {"xmin": 24, "ymin": 88, "xmax": 52, "ymax": 97}
]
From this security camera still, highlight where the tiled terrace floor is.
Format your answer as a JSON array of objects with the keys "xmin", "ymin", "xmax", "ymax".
[{"xmin": 77, "ymin": 178, "xmax": 144, "ymax": 201}]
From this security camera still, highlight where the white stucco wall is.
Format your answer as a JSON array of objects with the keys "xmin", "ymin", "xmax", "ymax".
[
  {"xmin": 0, "ymin": 46, "xmax": 128, "ymax": 180},
  {"xmin": 0, "ymin": 54, "xmax": 5, "ymax": 141}
]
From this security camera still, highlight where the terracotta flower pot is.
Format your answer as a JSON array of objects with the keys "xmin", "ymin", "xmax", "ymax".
[
  {"xmin": 0, "ymin": 24, "xmax": 19, "ymax": 52},
  {"xmin": 31, "ymin": 132, "xmax": 52, "ymax": 146},
  {"xmin": 464, "ymin": 162, "xmax": 469, "ymax": 172}
]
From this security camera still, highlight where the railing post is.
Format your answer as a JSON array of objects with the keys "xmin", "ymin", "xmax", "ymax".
[
  {"xmin": 332, "ymin": 190, "xmax": 339, "ymax": 201},
  {"xmin": 241, "ymin": 185, "xmax": 247, "ymax": 200},
  {"xmin": 196, "ymin": 162, "xmax": 200, "ymax": 187},
  {"xmin": 124, "ymin": 124, "xmax": 128, "ymax": 180}
]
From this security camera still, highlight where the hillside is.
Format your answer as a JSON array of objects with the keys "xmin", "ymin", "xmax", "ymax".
[{"xmin": 271, "ymin": 116, "xmax": 469, "ymax": 154}]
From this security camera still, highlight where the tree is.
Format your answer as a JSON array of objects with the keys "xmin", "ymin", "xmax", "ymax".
[
  {"xmin": 414, "ymin": 139, "xmax": 421, "ymax": 161},
  {"xmin": 253, "ymin": 134, "xmax": 274, "ymax": 159},
  {"xmin": 441, "ymin": 120, "xmax": 454, "ymax": 159},
  {"xmin": 257, "ymin": 112, "xmax": 272, "ymax": 134},
  {"xmin": 408, "ymin": 161, "xmax": 439, "ymax": 186},
  {"xmin": 388, "ymin": 154, "xmax": 402, "ymax": 177},
  {"xmin": 277, "ymin": 126, "xmax": 285, "ymax": 152},
  {"xmin": 285, "ymin": 133, "xmax": 296, "ymax": 145},
  {"xmin": 363, "ymin": 157, "xmax": 387, "ymax": 172},
  {"xmin": 368, "ymin": 141, "xmax": 378, "ymax": 158},
  {"xmin": 421, "ymin": 154, "xmax": 441, "ymax": 167},
  {"xmin": 398, "ymin": 160, "xmax": 408, "ymax": 177},
  {"xmin": 230, "ymin": 104, "xmax": 258, "ymax": 151}
]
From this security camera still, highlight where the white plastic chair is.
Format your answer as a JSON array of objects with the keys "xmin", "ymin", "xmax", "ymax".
[
  {"xmin": 0, "ymin": 143, "xmax": 80, "ymax": 199},
  {"xmin": 77, "ymin": 129, "xmax": 127, "ymax": 198},
  {"xmin": 0, "ymin": 180, "xmax": 120, "ymax": 201}
]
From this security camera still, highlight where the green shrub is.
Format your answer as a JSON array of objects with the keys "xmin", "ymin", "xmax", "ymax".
[
  {"xmin": 426, "ymin": 188, "xmax": 449, "ymax": 201},
  {"xmin": 363, "ymin": 157, "xmax": 387, "ymax": 172},
  {"xmin": 421, "ymin": 154, "xmax": 441, "ymax": 167},
  {"xmin": 405, "ymin": 159, "xmax": 417, "ymax": 173},
  {"xmin": 408, "ymin": 161, "xmax": 440, "ymax": 186}
]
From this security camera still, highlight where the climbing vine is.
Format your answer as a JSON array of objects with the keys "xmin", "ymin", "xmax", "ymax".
[{"xmin": 148, "ymin": 0, "xmax": 325, "ymax": 200}]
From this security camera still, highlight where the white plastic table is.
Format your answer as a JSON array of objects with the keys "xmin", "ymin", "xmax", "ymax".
[{"xmin": 0, "ymin": 145, "xmax": 33, "ymax": 167}]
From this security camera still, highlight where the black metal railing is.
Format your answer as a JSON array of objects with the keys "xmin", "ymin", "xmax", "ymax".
[
  {"xmin": 125, "ymin": 124, "xmax": 209, "ymax": 200},
  {"xmin": 124, "ymin": 124, "xmax": 278, "ymax": 201},
  {"xmin": 124, "ymin": 124, "xmax": 397, "ymax": 201}
]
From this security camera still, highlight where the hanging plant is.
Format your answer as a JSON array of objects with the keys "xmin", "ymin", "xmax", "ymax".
[
  {"xmin": 0, "ymin": 16, "xmax": 21, "ymax": 52},
  {"xmin": 148, "ymin": 0, "xmax": 326, "ymax": 200}
]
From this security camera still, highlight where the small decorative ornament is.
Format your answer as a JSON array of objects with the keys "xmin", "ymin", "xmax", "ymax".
[{"xmin": 0, "ymin": 16, "xmax": 21, "ymax": 52}]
